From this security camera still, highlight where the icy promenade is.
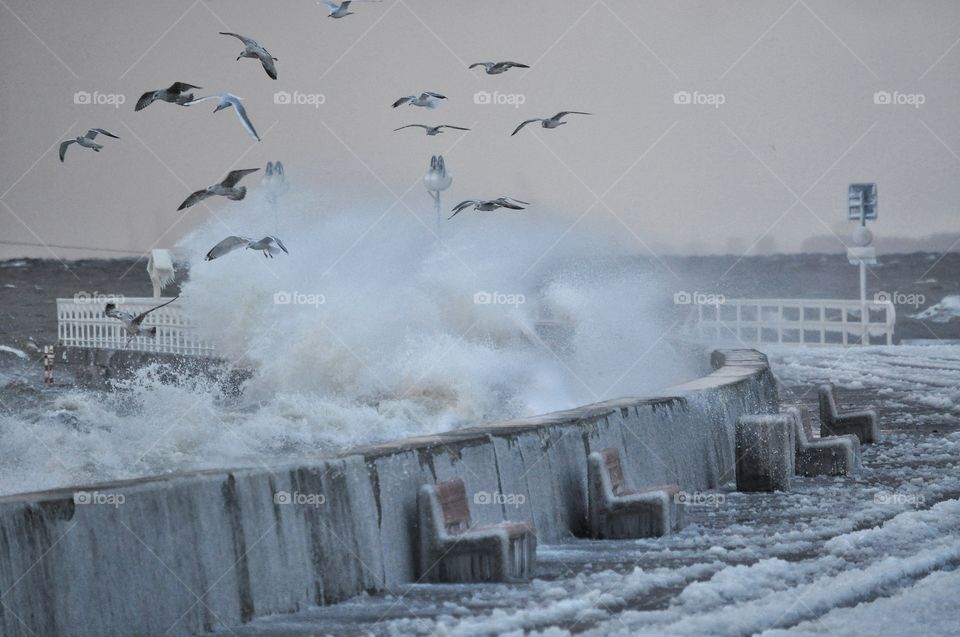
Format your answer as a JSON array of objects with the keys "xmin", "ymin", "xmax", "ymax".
[
  {"xmin": 0, "ymin": 350, "xmax": 776, "ymax": 637},
  {"xmin": 212, "ymin": 345, "xmax": 960, "ymax": 637}
]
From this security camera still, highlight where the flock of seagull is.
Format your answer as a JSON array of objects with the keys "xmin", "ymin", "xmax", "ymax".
[
  {"xmin": 388, "ymin": 68, "xmax": 593, "ymax": 217},
  {"xmin": 55, "ymin": 3, "xmax": 593, "ymax": 333}
]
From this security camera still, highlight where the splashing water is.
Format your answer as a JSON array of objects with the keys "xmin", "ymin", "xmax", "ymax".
[{"xmin": 0, "ymin": 186, "xmax": 696, "ymax": 495}]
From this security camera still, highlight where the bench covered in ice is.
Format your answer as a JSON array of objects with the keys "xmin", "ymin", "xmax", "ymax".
[
  {"xmin": 418, "ymin": 478, "xmax": 536, "ymax": 583},
  {"xmin": 819, "ymin": 382, "xmax": 881, "ymax": 443},
  {"xmin": 587, "ymin": 448, "xmax": 684, "ymax": 539},
  {"xmin": 736, "ymin": 414, "xmax": 795, "ymax": 492},
  {"xmin": 783, "ymin": 404, "xmax": 860, "ymax": 476}
]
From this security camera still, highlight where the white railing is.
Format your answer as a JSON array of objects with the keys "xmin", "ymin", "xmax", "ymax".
[
  {"xmin": 57, "ymin": 297, "xmax": 216, "ymax": 356},
  {"xmin": 692, "ymin": 298, "xmax": 896, "ymax": 346}
]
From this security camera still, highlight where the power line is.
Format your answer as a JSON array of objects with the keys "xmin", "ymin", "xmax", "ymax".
[{"xmin": 0, "ymin": 239, "xmax": 149, "ymax": 256}]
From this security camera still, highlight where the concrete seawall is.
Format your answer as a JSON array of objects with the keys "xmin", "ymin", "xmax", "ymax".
[{"xmin": 0, "ymin": 349, "xmax": 777, "ymax": 637}]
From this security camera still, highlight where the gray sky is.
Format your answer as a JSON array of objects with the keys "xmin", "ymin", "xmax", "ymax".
[{"xmin": 1, "ymin": 0, "xmax": 959, "ymax": 261}]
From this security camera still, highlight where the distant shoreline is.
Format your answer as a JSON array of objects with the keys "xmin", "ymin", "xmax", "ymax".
[{"xmin": 3, "ymin": 251, "xmax": 959, "ymax": 350}]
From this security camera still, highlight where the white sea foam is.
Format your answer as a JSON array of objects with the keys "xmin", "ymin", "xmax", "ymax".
[
  {"xmin": 0, "ymin": 186, "xmax": 695, "ymax": 495},
  {"xmin": 0, "ymin": 345, "xmax": 28, "ymax": 360},
  {"xmin": 911, "ymin": 295, "xmax": 960, "ymax": 323}
]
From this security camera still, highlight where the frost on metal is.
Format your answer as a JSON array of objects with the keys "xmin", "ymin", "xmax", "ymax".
[
  {"xmin": 819, "ymin": 382, "xmax": 882, "ymax": 443},
  {"xmin": 735, "ymin": 414, "xmax": 795, "ymax": 492},
  {"xmin": 587, "ymin": 448, "xmax": 684, "ymax": 539},
  {"xmin": 417, "ymin": 478, "xmax": 536, "ymax": 583},
  {"xmin": 783, "ymin": 405, "xmax": 861, "ymax": 476}
]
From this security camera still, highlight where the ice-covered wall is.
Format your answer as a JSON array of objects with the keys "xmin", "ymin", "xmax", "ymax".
[{"xmin": 0, "ymin": 349, "xmax": 776, "ymax": 637}]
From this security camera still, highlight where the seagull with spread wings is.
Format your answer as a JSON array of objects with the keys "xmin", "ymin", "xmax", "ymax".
[
  {"xmin": 322, "ymin": 0, "xmax": 381, "ymax": 18},
  {"xmin": 449, "ymin": 197, "xmax": 529, "ymax": 219},
  {"xmin": 392, "ymin": 92, "xmax": 447, "ymax": 109},
  {"xmin": 323, "ymin": 1, "xmax": 354, "ymax": 18},
  {"xmin": 219, "ymin": 32, "xmax": 278, "ymax": 80},
  {"xmin": 177, "ymin": 169, "xmax": 260, "ymax": 211},
  {"xmin": 469, "ymin": 61, "xmax": 529, "ymax": 75},
  {"xmin": 135, "ymin": 82, "xmax": 202, "ymax": 111},
  {"xmin": 184, "ymin": 93, "xmax": 261, "ymax": 141},
  {"xmin": 105, "ymin": 296, "xmax": 179, "ymax": 346},
  {"xmin": 393, "ymin": 124, "xmax": 470, "ymax": 137},
  {"xmin": 511, "ymin": 111, "xmax": 591, "ymax": 136},
  {"xmin": 59, "ymin": 128, "xmax": 119, "ymax": 162},
  {"xmin": 205, "ymin": 236, "xmax": 289, "ymax": 261}
]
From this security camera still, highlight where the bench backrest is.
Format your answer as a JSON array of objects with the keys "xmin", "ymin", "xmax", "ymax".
[
  {"xmin": 819, "ymin": 383, "xmax": 839, "ymax": 423},
  {"xmin": 782, "ymin": 405, "xmax": 811, "ymax": 447},
  {"xmin": 797, "ymin": 404, "xmax": 814, "ymax": 440},
  {"xmin": 600, "ymin": 448, "xmax": 627, "ymax": 495},
  {"xmin": 436, "ymin": 478, "xmax": 470, "ymax": 534}
]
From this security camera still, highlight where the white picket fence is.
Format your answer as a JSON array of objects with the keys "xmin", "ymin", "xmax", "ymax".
[
  {"xmin": 692, "ymin": 298, "xmax": 896, "ymax": 346},
  {"xmin": 57, "ymin": 297, "xmax": 216, "ymax": 356}
]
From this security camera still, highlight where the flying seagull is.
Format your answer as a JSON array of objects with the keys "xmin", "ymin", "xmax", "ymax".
[
  {"xmin": 105, "ymin": 296, "xmax": 179, "ymax": 346},
  {"xmin": 449, "ymin": 197, "xmax": 529, "ymax": 219},
  {"xmin": 392, "ymin": 92, "xmax": 447, "ymax": 109},
  {"xmin": 323, "ymin": 1, "xmax": 354, "ymax": 17},
  {"xmin": 185, "ymin": 93, "xmax": 261, "ymax": 141},
  {"xmin": 219, "ymin": 32, "xmax": 278, "ymax": 80},
  {"xmin": 177, "ymin": 168, "xmax": 260, "ymax": 211},
  {"xmin": 59, "ymin": 128, "xmax": 119, "ymax": 162},
  {"xmin": 511, "ymin": 111, "xmax": 591, "ymax": 136},
  {"xmin": 135, "ymin": 82, "xmax": 202, "ymax": 111},
  {"xmin": 205, "ymin": 236, "xmax": 289, "ymax": 261},
  {"xmin": 393, "ymin": 124, "xmax": 470, "ymax": 136},
  {"xmin": 469, "ymin": 61, "xmax": 530, "ymax": 75}
]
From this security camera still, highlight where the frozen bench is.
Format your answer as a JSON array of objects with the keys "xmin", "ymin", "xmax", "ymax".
[
  {"xmin": 819, "ymin": 382, "xmax": 881, "ymax": 443},
  {"xmin": 418, "ymin": 478, "xmax": 536, "ymax": 583},
  {"xmin": 587, "ymin": 448, "xmax": 684, "ymax": 539},
  {"xmin": 736, "ymin": 414, "xmax": 795, "ymax": 492},
  {"xmin": 783, "ymin": 405, "xmax": 860, "ymax": 476}
]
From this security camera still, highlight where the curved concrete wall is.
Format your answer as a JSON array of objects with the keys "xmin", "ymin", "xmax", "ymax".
[{"xmin": 0, "ymin": 349, "xmax": 777, "ymax": 637}]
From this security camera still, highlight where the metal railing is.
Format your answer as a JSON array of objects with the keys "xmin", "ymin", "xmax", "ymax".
[
  {"xmin": 692, "ymin": 298, "xmax": 896, "ymax": 346},
  {"xmin": 57, "ymin": 297, "xmax": 216, "ymax": 356}
]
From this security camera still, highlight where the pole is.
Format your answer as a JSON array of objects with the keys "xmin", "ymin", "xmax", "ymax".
[
  {"xmin": 859, "ymin": 259, "xmax": 868, "ymax": 345},
  {"xmin": 858, "ymin": 209, "xmax": 867, "ymax": 345},
  {"xmin": 43, "ymin": 345, "xmax": 54, "ymax": 385}
]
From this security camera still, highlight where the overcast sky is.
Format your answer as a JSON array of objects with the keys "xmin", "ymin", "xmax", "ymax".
[{"xmin": 1, "ymin": 0, "xmax": 959, "ymax": 261}]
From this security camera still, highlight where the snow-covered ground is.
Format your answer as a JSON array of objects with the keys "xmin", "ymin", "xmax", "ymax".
[
  {"xmin": 769, "ymin": 344, "xmax": 960, "ymax": 429},
  {"xmin": 213, "ymin": 346, "xmax": 960, "ymax": 637}
]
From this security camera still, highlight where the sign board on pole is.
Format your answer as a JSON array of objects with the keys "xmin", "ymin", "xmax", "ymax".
[
  {"xmin": 848, "ymin": 183, "xmax": 877, "ymax": 220},
  {"xmin": 847, "ymin": 246, "xmax": 877, "ymax": 265}
]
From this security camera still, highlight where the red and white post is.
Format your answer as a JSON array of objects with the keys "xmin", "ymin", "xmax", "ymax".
[{"xmin": 43, "ymin": 345, "xmax": 54, "ymax": 385}]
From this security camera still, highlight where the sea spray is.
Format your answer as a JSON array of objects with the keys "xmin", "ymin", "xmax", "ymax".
[
  {"xmin": 180, "ymin": 186, "xmax": 691, "ymax": 424},
  {"xmin": 0, "ymin": 187, "xmax": 695, "ymax": 495}
]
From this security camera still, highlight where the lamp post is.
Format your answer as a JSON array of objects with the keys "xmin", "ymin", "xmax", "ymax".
[
  {"xmin": 264, "ymin": 161, "xmax": 288, "ymax": 205},
  {"xmin": 264, "ymin": 161, "xmax": 288, "ymax": 233},
  {"xmin": 847, "ymin": 183, "xmax": 877, "ymax": 345},
  {"xmin": 424, "ymin": 155, "xmax": 452, "ymax": 233}
]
